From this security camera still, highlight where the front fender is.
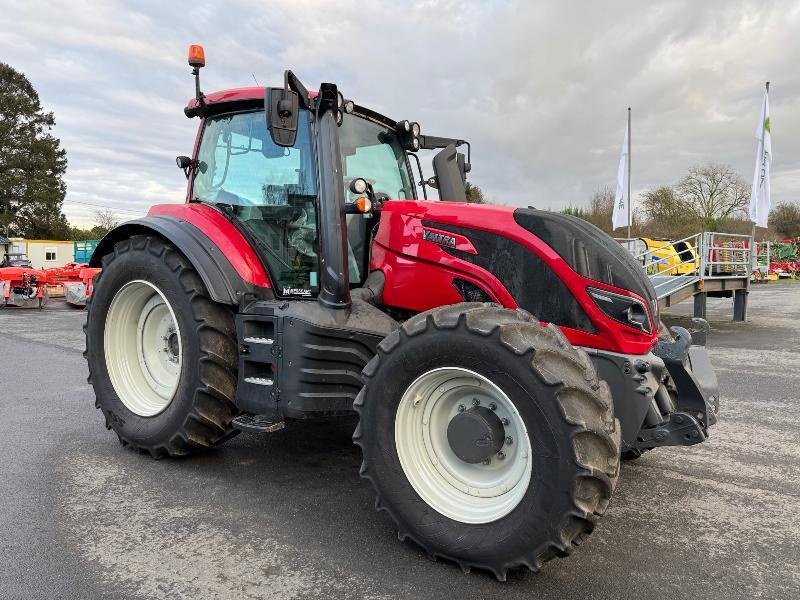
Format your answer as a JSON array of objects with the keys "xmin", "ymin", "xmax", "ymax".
[{"xmin": 90, "ymin": 204, "xmax": 272, "ymax": 305}]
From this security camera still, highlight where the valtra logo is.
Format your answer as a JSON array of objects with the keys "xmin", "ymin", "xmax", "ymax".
[{"xmin": 422, "ymin": 228, "xmax": 457, "ymax": 249}]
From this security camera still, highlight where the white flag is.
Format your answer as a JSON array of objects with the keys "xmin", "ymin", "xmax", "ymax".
[
  {"xmin": 612, "ymin": 122, "xmax": 630, "ymax": 230},
  {"xmin": 748, "ymin": 89, "xmax": 771, "ymax": 227}
]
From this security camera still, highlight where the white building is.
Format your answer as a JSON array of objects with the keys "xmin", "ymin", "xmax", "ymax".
[{"xmin": 0, "ymin": 238, "xmax": 75, "ymax": 269}]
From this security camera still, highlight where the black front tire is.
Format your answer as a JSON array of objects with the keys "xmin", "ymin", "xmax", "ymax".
[
  {"xmin": 84, "ymin": 235, "xmax": 239, "ymax": 458},
  {"xmin": 354, "ymin": 303, "xmax": 621, "ymax": 580}
]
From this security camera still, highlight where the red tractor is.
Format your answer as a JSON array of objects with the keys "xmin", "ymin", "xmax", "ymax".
[{"xmin": 85, "ymin": 46, "xmax": 719, "ymax": 579}]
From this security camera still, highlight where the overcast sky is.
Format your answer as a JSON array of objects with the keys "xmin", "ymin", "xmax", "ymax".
[{"xmin": 1, "ymin": 0, "xmax": 798, "ymax": 226}]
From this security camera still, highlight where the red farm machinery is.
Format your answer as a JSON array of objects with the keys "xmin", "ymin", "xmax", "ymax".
[
  {"xmin": 0, "ymin": 259, "xmax": 100, "ymax": 308},
  {"xmin": 84, "ymin": 45, "xmax": 720, "ymax": 579}
]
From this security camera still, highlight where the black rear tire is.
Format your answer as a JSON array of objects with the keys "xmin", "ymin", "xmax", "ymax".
[
  {"xmin": 354, "ymin": 303, "xmax": 620, "ymax": 580},
  {"xmin": 84, "ymin": 235, "xmax": 239, "ymax": 458}
]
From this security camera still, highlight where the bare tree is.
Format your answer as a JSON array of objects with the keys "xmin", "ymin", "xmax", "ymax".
[
  {"xmin": 675, "ymin": 163, "xmax": 749, "ymax": 230},
  {"xmin": 561, "ymin": 187, "xmax": 621, "ymax": 234},
  {"xmin": 464, "ymin": 182, "xmax": 486, "ymax": 204},
  {"xmin": 93, "ymin": 209, "xmax": 120, "ymax": 237},
  {"xmin": 639, "ymin": 185, "xmax": 698, "ymax": 238},
  {"xmin": 769, "ymin": 201, "xmax": 800, "ymax": 239},
  {"xmin": 588, "ymin": 186, "xmax": 614, "ymax": 228}
]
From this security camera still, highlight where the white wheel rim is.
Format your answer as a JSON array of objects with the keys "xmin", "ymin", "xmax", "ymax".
[
  {"xmin": 104, "ymin": 280, "xmax": 182, "ymax": 417},
  {"xmin": 395, "ymin": 367, "xmax": 532, "ymax": 524}
]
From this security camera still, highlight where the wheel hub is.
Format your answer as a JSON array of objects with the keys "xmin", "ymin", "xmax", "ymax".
[
  {"xmin": 165, "ymin": 330, "xmax": 179, "ymax": 362},
  {"xmin": 394, "ymin": 367, "xmax": 533, "ymax": 524},
  {"xmin": 447, "ymin": 406, "xmax": 505, "ymax": 464},
  {"xmin": 104, "ymin": 280, "xmax": 182, "ymax": 417}
]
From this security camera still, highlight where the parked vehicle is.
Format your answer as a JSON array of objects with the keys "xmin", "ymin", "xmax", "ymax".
[
  {"xmin": 84, "ymin": 46, "xmax": 720, "ymax": 579},
  {"xmin": 0, "ymin": 253, "xmax": 33, "ymax": 268}
]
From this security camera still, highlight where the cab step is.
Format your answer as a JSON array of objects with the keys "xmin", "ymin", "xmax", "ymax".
[{"xmin": 232, "ymin": 413, "xmax": 286, "ymax": 433}]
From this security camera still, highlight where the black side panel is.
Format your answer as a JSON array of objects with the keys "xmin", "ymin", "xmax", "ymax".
[
  {"xmin": 424, "ymin": 221, "xmax": 595, "ymax": 332},
  {"xmin": 235, "ymin": 298, "xmax": 397, "ymax": 418},
  {"xmin": 513, "ymin": 208, "xmax": 657, "ymax": 304},
  {"xmin": 281, "ymin": 317, "xmax": 380, "ymax": 417},
  {"xmin": 90, "ymin": 216, "xmax": 271, "ymax": 305},
  {"xmin": 586, "ymin": 349, "xmax": 663, "ymax": 449}
]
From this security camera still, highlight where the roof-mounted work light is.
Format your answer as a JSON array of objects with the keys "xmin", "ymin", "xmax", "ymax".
[{"xmin": 395, "ymin": 119, "xmax": 421, "ymax": 151}]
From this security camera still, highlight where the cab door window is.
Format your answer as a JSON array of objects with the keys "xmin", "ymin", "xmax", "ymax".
[{"xmin": 192, "ymin": 110, "xmax": 319, "ymax": 296}]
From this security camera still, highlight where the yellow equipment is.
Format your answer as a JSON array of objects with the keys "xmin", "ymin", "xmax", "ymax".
[{"xmin": 638, "ymin": 238, "xmax": 699, "ymax": 275}]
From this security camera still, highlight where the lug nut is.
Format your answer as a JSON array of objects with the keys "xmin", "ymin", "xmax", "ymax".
[
  {"xmin": 501, "ymin": 418, "xmax": 510, "ymax": 426},
  {"xmin": 505, "ymin": 436, "xmax": 513, "ymax": 445},
  {"xmin": 482, "ymin": 458, "xmax": 491, "ymax": 465},
  {"xmin": 488, "ymin": 402, "xmax": 497, "ymax": 411},
  {"xmin": 497, "ymin": 451, "xmax": 506, "ymax": 460},
  {"xmin": 472, "ymin": 398, "xmax": 480, "ymax": 406},
  {"xmin": 457, "ymin": 404, "xmax": 465, "ymax": 413}
]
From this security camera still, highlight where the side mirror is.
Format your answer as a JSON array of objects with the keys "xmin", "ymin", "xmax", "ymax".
[
  {"xmin": 176, "ymin": 155, "xmax": 193, "ymax": 179},
  {"xmin": 457, "ymin": 152, "xmax": 471, "ymax": 183},
  {"xmin": 432, "ymin": 145, "xmax": 467, "ymax": 203},
  {"xmin": 266, "ymin": 87, "xmax": 299, "ymax": 147}
]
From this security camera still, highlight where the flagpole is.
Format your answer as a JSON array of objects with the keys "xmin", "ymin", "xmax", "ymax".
[{"xmin": 627, "ymin": 107, "xmax": 632, "ymax": 239}]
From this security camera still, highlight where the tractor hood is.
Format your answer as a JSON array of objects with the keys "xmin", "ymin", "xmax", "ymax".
[
  {"xmin": 372, "ymin": 200, "xmax": 659, "ymax": 355},
  {"xmin": 512, "ymin": 208, "xmax": 658, "ymax": 308}
]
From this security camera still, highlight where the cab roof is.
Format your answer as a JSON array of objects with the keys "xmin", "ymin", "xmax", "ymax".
[
  {"xmin": 186, "ymin": 87, "xmax": 317, "ymax": 114},
  {"xmin": 185, "ymin": 87, "xmax": 395, "ymax": 129}
]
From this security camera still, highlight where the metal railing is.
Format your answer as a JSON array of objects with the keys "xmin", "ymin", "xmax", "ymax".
[
  {"xmin": 700, "ymin": 232, "xmax": 752, "ymax": 279},
  {"xmin": 617, "ymin": 232, "xmax": 753, "ymax": 299}
]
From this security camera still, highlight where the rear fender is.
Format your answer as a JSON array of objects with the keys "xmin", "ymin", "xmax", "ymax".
[{"xmin": 90, "ymin": 207, "xmax": 272, "ymax": 305}]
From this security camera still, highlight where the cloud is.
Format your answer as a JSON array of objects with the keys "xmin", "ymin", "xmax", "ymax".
[{"xmin": 1, "ymin": 0, "xmax": 798, "ymax": 227}]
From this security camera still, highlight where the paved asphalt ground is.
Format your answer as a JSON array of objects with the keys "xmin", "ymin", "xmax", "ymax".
[{"xmin": 1, "ymin": 285, "xmax": 798, "ymax": 599}]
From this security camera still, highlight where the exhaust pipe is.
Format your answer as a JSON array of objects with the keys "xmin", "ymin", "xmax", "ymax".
[{"xmin": 314, "ymin": 89, "xmax": 351, "ymax": 310}]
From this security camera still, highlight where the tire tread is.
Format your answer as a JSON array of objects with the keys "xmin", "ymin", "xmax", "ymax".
[
  {"xmin": 85, "ymin": 234, "xmax": 239, "ymax": 457},
  {"xmin": 354, "ymin": 303, "xmax": 620, "ymax": 580}
]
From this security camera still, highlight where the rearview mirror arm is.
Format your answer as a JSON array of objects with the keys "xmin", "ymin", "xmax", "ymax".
[
  {"xmin": 407, "ymin": 152, "xmax": 428, "ymax": 200},
  {"xmin": 419, "ymin": 135, "xmax": 471, "ymax": 165}
]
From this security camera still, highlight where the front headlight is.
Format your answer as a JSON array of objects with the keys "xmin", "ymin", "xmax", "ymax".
[{"xmin": 587, "ymin": 287, "xmax": 652, "ymax": 333}]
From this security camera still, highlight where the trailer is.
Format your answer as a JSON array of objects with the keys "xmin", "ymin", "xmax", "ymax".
[{"xmin": 0, "ymin": 266, "xmax": 49, "ymax": 308}]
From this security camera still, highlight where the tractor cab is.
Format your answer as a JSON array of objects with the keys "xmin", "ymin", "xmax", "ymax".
[
  {"xmin": 178, "ymin": 52, "xmax": 470, "ymax": 303},
  {"xmin": 186, "ymin": 94, "xmax": 418, "ymax": 296}
]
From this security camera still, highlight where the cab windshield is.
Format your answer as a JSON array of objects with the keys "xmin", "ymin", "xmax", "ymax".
[
  {"xmin": 338, "ymin": 113, "xmax": 414, "ymax": 201},
  {"xmin": 339, "ymin": 113, "xmax": 414, "ymax": 284}
]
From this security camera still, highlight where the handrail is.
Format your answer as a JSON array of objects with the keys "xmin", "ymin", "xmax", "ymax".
[{"xmin": 617, "ymin": 230, "xmax": 753, "ymax": 299}]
